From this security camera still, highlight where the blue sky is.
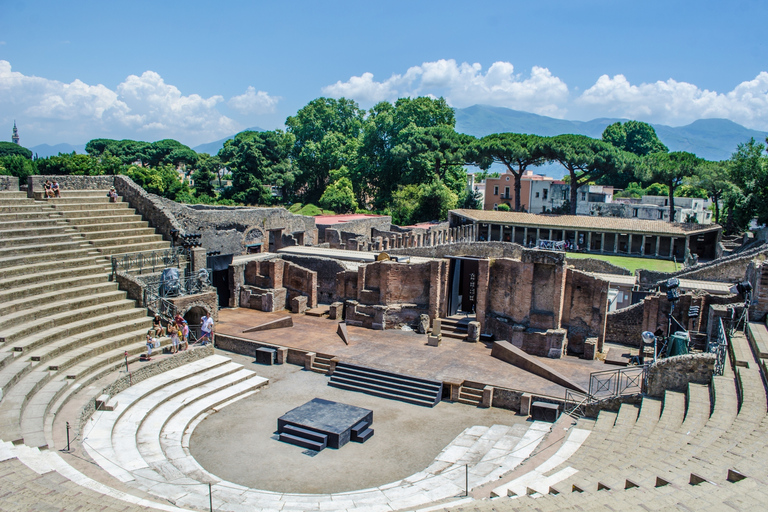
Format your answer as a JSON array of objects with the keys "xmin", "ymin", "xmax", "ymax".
[{"xmin": 1, "ymin": 0, "xmax": 767, "ymax": 147}]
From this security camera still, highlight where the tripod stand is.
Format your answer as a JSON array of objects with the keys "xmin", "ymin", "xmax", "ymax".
[{"xmin": 732, "ymin": 291, "xmax": 752, "ymax": 335}]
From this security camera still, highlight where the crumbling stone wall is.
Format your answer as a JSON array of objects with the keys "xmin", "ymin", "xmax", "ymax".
[
  {"xmin": 646, "ymin": 353, "xmax": 715, "ymax": 397},
  {"xmin": 605, "ymin": 301, "xmax": 645, "ymax": 345},
  {"xmin": 566, "ymin": 257, "xmax": 631, "ymax": 276},
  {"xmin": 238, "ymin": 257, "xmax": 317, "ymax": 311},
  {"xmin": 745, "ymin": 260, "xmax": 768, "ymax": 322},
  {"xmin": 317, "ymin": 215, "xmax": 391, "ymax": 243},
  {"xmin": 29, "ymin": 175, "xmax": 115, "ymax": 197},
  {"xmin": 389, "ymin": 241, "xmax": 524, "ymax": 260},
  {"xmin": 279, "ymin": 254, "xmax": 354, "ymax": 304},
  {"xmin": 638, "ymin": 244, "xmax": 768, "ymax": 287},
  {"xmin": 0, "ymin": 176, "xmax": 18, "ymax": 191},
  {"xmin": 561, "ymin": 269, "xmax": 609, "ymax": 354},
  {"xmin": 480, "ymin": 252, "xmax": 565, "ymax": 331}
]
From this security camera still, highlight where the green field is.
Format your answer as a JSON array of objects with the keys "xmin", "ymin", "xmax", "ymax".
[{"xmin": 565, "ymin": 252, "xmax": 680, "ymax": 273}]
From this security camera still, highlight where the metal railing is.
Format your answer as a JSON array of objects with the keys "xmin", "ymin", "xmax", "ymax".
[
  {"xmin": 111, "ymin": 247, "xmax": 190, "ymax": 278},
  {"xmin": 143, "ymin": 289, "xmax": 178, "ymax": 322},
  {"xmin": 588, "ymin": 365, "xmax": 647, "ymax": 400},
  {"xmin": 710, "ymin": 317, "xmax": 729, "ymax": 376},
  {"xmin": 563, "ymin": 389, "xmax": 589, "ymax": 418},
  {"xmin": 144, "ymin": 268, "xmax": 212, "ymax": 298}
]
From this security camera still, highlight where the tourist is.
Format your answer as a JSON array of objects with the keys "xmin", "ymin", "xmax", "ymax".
[
  {"xmin": 146, "ymin": 330, "xmax": 155, "ymax": 359},
  {"xmin": 168, "ymin": 322, "xmax": 180, "ymax": 354},
  {"xmin": 174, "ymin": 312, "xmax": 184, "ymax": 328},
  {"xmin": 200, "ymin": 314, "xmax": 213, "ymax": 345},
  {"xmin": 181, "ymin": 320, "xmax": 189, "ymax": 351},
  {"xmin": 108, "ymin": 186, "xmax": 118, "ymax": 202},
  {"xmin": 44, "ymin": 180, "xmax": 53, "ymax": 198},
  {"xmin": 51, "ymin": 180, "xmax": 60, "ymax": 197},
  {"xmin": 153, "ymin": 314, "xmax": 163, "ymax": 337}
]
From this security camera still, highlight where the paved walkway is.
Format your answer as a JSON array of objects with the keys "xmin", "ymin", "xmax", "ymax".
[{"xmin": 216, "ymin": 309, "xmax": 605, "ymax": 397}]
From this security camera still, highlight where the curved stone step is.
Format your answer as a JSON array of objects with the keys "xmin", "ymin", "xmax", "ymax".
[
  {"xmin": 0, "ymin": 263, "xmax": 109, "ymax": 298},
  {"xmin": 0, "ymin": 281, "xmax": 117, "ymax": 316},
  {"xmin": 0, "ymin": 247, "xmax": 100, "ymax": 269},
  {"xmin": 1, "ymin": 290, "xmax": 126, "ymax": 330},
  {"xmin": 69, "ymin": 220, "xmax": 149, "ymax": 231}
]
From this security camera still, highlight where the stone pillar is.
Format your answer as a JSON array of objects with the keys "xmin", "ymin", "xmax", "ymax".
[
  {"xmin": 523, "ymin": 227, "xmax": 528, "ymax": 246},
  {"xmin": 536, "ymin": 228, "xmax": 541, "ymax": 244},
  {"xmin": 467, "ymin": 321, "xmax": 481, "ymax": 343},
  {"xmin": 382, "ymin": 237, "xmax": 389, "ymax": 250},
  {"xmin": 562, "ymin": 229, "xmax": 566, "ymax": 242},
  {"xmin": 374, "ymin": 237, "xmax": 382, "ymax": 251},
  {"xmin": 499, "ymin": 225, "xmax": 504, "ymax": 242},
  {"xmin": 191, "ymin": 247, "xmax": 207, "ymax": 272},
  {"xmin": 587, "ymin": 231, "xmax": 592, "ymax": 251},
  {"xmin": 614, "ymin": 233, "xmax": 619, "ymax": 254},
  {"xmin": 684, "ymin": 236, "xmax": 690, "ymax": 258},
  {"xmin": 641, "ymin": 235, "xmax": 646, "ymax": 255},
  {"xmin": 669, "ymin": 237, "xmax": 676, "ymax": 258},
  {"xmin": 600, "ymin": 233, "xmax": 605, "ymax": 254},
  {"xmin": 655, "ymin": 236, "xmax": 660, "ymax": 257},
  {"xmin": 628, "ymin": 234, "xmax": 633, "ymax": 254},
  {"xmin": 511, "ymin": 226, "xmax": 516, "ymax": 243}
]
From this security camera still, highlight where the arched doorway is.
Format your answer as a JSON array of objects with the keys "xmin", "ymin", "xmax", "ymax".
[{"xmin": 184, "ymin": 306, "xmax": 209, "ymax": 340}]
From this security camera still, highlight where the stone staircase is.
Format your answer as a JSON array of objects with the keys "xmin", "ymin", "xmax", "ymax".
[
  {"xmin": 328, "ymin": 361, "xmax": 443, "ymax": 407},
  {"xmin": 0, "ymin": 189, "xmax": 177, "ymax": 450},
  {"xmin": 442, "ymin": 319, "xmax": 768, "ymax": 511},
  {"xmin": 310, "ymin": 353, "xmax": 334, "ymax": 373}
]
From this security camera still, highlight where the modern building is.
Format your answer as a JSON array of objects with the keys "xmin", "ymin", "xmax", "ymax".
[
  {"xmin": 448, "ymin": 209, "xmax": 722, "ymax": 260},
  {"xmin": 483, "ymin": 170, "xmax": 554, "ymax": 211}
]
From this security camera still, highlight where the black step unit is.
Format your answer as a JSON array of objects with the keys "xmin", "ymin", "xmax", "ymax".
[
  {"xmin": 352, "ymin": 427, "xmax": 374, "ymax": 443},
  {"xmin": 279, "ymin": 432, "xmax": 327, "ymax": 451},
  {"xmin": 329, "ymin": 362, "xmax": 442, "ymax": 407},
  {"xmin": 281, "ymin": 424, "xmax": 329, "ymax": 445}
]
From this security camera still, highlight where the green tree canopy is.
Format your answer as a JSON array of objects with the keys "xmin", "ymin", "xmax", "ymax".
[
  {"xmin": 690, "ymin": 160, "xmax": 735, "ymax": 225},
  {"xmin": 541, "ymin": 134, "xmax": 633, "ymax": 215},
  {"xmin": 218, "ymin": 130, "xmax": 296, "ymax": 206},
  {"xmin": 357, "ymin": 97, "xmax": 457, "ymax": 210},
  {"xmin": 729, "ymin": 138, "xmax": 768, "ymax": 228},
  {"xmin": 319, "ymin": 176, "xmax": 358, "ymax": 213},
  {"xmin": 0, "ymin": 154, "xmax": 36, "ymax": 181},
  {"xmin": 35, "ymin": 152, "xmax": 100, "ymax": 175},
  {"xmin": 601, "ymin": 121, "xmax": 667, "ymax": 189},
  {"xmin": 0, "ymin": 142, "xmax": 32, "ymax": 159},
  {"xmin": 472, "ymin": 133, "xmax": 545, "ymax": 211},
  {"xmin": 286, "ymin": 97, "xmax": 364, "ymax": 204}
]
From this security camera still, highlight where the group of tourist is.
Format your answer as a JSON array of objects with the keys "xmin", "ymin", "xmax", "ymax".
[
  {"xmin": 43, "ymin": 180, "xmax": 60, "ymax": 198},
  {"xmin": 145, "ymin": 313, "xmax": 214, "ymax": 359}
]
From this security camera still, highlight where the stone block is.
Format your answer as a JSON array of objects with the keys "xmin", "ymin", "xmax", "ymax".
[
  {"xmin": 481, "ymin": 386, "xmax": 494, "ymax": 408},
  {"xmin": 328, "ymin": 302, "xmax": 343, "ymax": 320},
  {"xmin": 427, "ymin": 334, "xmax": 442, "ymax": 347},
  {"xmin": 520, "ymin": 393, "xmax": 532, "ymax": 416},
  {"xmin": 255, "ymin": 347, "xmax": 276, "ymax": 365},
  {"xmin": 291, "ymin": 295, "xmax": 308, "ymax": 314},
  {"xmin": 582, "ymin": 337, "xmax": 598, "ymax": 360},
  {"xmin": 467, "ymin": 321, "xmax": 481, "ymax": 343},
  {"xmin": 432, "ymin": 318, "xmax": 442, "ymax": 336},
  {"xmin": 276, "ymin": 347, "xmax": 288, "ymax": 364},
  {"xmin": 304, "ymin": 352, "xmax": 316, "ymax": 371},
  {"xmin": 417, "ymin": 314, "xmax": 430, "ymax": 334}
]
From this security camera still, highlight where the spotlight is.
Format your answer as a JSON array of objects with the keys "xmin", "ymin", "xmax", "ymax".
[
  {"xmin": 666, "ymin": 277, "xmax": 680, "ymax": 290},
  {"xmin": 666, "ymin": 288, "xmax": 680, "ymax": 303},
  {"xmin": 736, "ymin": 281, "xmax": 753, "ymax": 296}
]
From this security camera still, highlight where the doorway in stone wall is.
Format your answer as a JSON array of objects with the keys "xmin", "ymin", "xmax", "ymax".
[{"xmin": 446, "ymin": 256, "xmax": 481, "ymax": 317}]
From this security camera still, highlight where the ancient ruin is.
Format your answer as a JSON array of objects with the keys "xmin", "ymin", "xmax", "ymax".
[{"xmin": 1, "ymin": 174, "xmax": 767, "ymax": 510}]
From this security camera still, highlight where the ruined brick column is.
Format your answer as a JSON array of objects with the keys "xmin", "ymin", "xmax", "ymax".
[{"xmin": 382, "ymin": 237, "xmax": 389, "ymax": 250}]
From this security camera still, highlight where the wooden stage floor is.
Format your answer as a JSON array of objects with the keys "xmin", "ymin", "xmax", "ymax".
[{"xmin": 216, "ymin": 308, "xmax": 606, "ymax": 398}]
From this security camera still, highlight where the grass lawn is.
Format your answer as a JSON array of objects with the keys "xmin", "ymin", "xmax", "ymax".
[{"xmin": 565, "ymin": 252, "xmax": 680, "ymax": 273}]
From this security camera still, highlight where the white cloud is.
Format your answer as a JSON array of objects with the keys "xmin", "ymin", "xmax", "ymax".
[
  {"xmin": 228, "ymin": 86, "xmax": 280, "ymax": 115},
  {"xmin": 0, "ymin": 61, "xmax": 260, "ymax": 146},
  {"xmin": 324, "ymin": 60, "xmax": 768, "ymax": 131},
  {"xmin": 322, "ymin": 59, "xmax": 570, "ymax": 116},
  {"xmin": 575, "ymin": 73, "xmax": 768, "ymax": 129}
]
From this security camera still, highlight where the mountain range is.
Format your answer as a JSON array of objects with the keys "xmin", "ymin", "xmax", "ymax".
[{"xmin": 25, "ymin": 107, "xmax": 767, "ymax": 171}]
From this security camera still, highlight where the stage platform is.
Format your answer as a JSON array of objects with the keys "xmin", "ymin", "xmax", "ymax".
[
  {"xmin": 278, "ymin": 398, "xmax": 373, "ymax": 450},
  {"xmin": 216, "ymin": 308, "xmax": 606, "ymax": 398}
]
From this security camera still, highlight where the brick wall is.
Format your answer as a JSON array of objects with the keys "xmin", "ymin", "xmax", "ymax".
[
  {"xmin": 388, "ymin": 241, "xmax": 524, "ymax": 260},
  {"xmin": 605, "ymin": 301, "xmax": 645, "ymax": 345},
  {"xmin": 561, "ymin": 269, "xmax": 609, "ymax": 354},
  {"xmin": 566, "ymin": 257, "xmax": 632, "ymax": 276}
]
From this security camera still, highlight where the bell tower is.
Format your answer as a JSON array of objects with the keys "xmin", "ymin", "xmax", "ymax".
[{"xmin": 12, "ymin": 121, "xmax": 19, "ymax": 145}]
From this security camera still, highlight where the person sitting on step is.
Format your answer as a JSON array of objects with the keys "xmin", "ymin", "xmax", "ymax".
[
  {"xmin": 44, "ymin": 180, "xmax": 54, "ymax": 198},
  {"xmin": 146, "ymin": 331, "xmax": 155, "ymax": 359},
  {"xmin": 152, "ymin": 314, "xmax": 163, "ymax": 337},
  {"xmin": 108, "ymin": 186, "xmax": 118, "ymax": 202},
  {"xmin": 51, "ymin": 180, "xmax": 60, "ymax": 197}
]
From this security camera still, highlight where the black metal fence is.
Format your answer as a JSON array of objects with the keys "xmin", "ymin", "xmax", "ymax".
[
  {"xmin": 111, "ymin": 247, "xmax": 190, "ymax": 278},
  {"xmin": 710, "ymin": 317, "xmax": 729, "ymax": 376}
]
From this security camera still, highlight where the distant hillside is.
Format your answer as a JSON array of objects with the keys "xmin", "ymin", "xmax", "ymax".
[
  {"xmin": 29, "ymin": 143, "xmax": 86, "ymax": 158},
  {"xmin": 193, "ymin": 126, "xmax": 266, "ymax": 155},
  {"xmin": 454, "ymin": 105, "xmax": 768, "ymax": 163}
]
